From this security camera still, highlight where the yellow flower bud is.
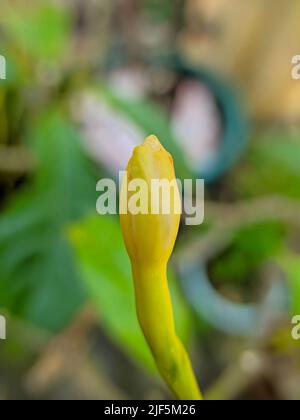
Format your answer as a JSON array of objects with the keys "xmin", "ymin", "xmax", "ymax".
[
  {"xmin": 120, "ymin": 135, "xmax": 202, "ymax": 400},
  {"xmin": 120, "ymin": 135, "xmax": 181, "ymax": 267}
]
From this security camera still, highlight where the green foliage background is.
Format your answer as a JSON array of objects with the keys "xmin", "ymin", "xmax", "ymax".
[{"xmin": 0, "ymin": 0, "xmax": 299, "ymax": 400}]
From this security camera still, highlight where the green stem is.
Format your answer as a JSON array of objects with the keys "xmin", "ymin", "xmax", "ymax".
[{"xmin": 132, "ymin": 263, "xmax": 202, "ymax": 400}]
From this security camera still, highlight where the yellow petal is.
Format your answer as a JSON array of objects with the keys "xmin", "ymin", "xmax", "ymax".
[{"xmin": 120, "ymin": 135, "xmax": 181, "ymax": 267}]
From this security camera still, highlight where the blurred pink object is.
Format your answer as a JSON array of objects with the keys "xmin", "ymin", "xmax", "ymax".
[
  {"xmin": 73, "ymin": 93, "xmax": 144, "ymax": 174},
  {"xmin": 172, "ymin": 79, "xmax": 221, "ymax": 172},
  {"xmin": 108, "ymin": 66, "xmax": 149, "ymax": 100}
]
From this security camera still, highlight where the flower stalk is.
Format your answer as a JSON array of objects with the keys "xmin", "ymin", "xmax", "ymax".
[{"xmin": 120, "ymin": 135, "xmax": 202, "ymax": 400}]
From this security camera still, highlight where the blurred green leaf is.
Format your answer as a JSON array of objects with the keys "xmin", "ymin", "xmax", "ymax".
[
  {"xmin": 277, "ymin": 253, "xmax": 300, "ymax": 314},
  {"xmin": 234, "ymin": 132, "xmax": 300, "ymax": 199},
  {"xmin": 210, "ymin": 222, "xmax": 286, "ymax": 288},
  {"xmin": 70, "ymin": 214, "xmax": 192, "ymax": 372},
  {"xmin": 144, "ymin": 0, "xmax": 178, "ymax": 21},
  {"xmin": 1, "ymin": 1, "xmax": 70, "ymax": 60},
  {"xmin": 0, "ymin": 111, "xmax": 98, "ymax": 331}
]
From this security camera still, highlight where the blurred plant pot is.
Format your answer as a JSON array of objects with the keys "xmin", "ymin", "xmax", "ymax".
[
  {"xmin": 169, "ymin": 59, "xmax": 249, "ymax": 183},
  {"xmin": 177, "ymin": 240, "xmax": 291, "ymax": 338},
  {"xmin": 81, "ymin": 55, "xmax": 249, "ymax": 184}
]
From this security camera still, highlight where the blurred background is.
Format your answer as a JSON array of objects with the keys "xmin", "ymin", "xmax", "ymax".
[{"xmin": 0, "ymin": 0, "xmax": 300, "ymax": 400}]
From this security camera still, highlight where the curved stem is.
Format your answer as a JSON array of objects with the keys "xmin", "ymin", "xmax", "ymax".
[{"xmin": 132, "ymin": 263, "xmax": 202, "ymax": 400}]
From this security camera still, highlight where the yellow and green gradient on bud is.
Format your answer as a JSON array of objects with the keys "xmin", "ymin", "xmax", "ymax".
[{"xmin": 120, "ymin": 135, "xmax": 202, "ymax": 400}]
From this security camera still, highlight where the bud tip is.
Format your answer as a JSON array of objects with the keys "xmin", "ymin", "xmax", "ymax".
[{"xmin": 143, "ymin": 135, "xmax": 162, "ymax": 152}]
